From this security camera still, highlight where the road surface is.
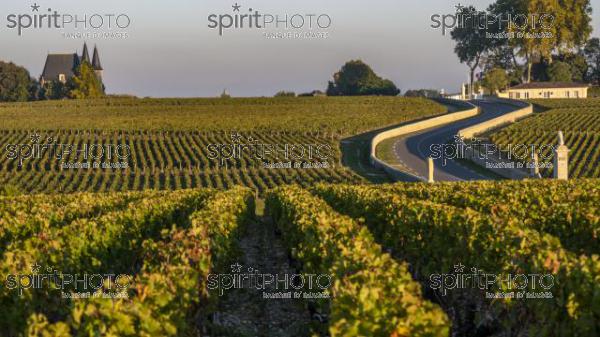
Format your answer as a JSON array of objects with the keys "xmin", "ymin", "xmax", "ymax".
[{"xmin": 391, "ymin": 100, "xmax": 517, "ymax": 181}]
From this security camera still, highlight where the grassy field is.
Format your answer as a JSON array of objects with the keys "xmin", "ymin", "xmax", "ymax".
[
  {"xmin": 489, "ymin": 98, "xmax": 600, "ymax": 178},
  {"xmin": 0, "ymin": 97, "xmax": 445, "ymax": 194}
]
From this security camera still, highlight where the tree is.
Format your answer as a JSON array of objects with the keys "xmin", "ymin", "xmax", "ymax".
[
  {"xmin": 489, "ymin": 0, "xmax": 592, "ymax": 83},
  {"xmin": 482, "ymin": 68, "xmax": 509, "ymax": 94},
  {"xmin": 451, "ymin": 6, "xmax": 490, "ymax": 97},
  {"xmin": 547, "ymin": 61, "xmax": 573, "ymax": 82},
  {"xmin": 404, "ymin": 89, "xmax": 441, "ymax": 98},
  {"xmin": 584, "ymin": 38, "xmax": 600, "ymax": 84},
  {"xmin": 326, "ymin": 60, "xmax": 400, "ymax": 96},
  {"xmin": 555, "ymin": 53, "xmax": 587, "ymax": 82},
  {"xmin": 41, "ymin": 81, "xmax": 69, "ymax": 100},
  {"xmin": 0, "ymin": 61, "xmax": 35, "ymax": 102},
  {"xmin": 529, "ymin": 53, "xmax": 586, "ymax": 82},
  {"xmin": 68, "ymin": 61, "xmax": 104, "ymax": 99},
  {"xmin": 556, "ymin": 0, "xmax": 593, "ymax": 51}
]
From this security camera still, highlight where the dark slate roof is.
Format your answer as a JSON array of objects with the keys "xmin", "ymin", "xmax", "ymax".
[
  {"xmin": 510, "ymin": 82, "xmax": 589, "ymax": 90},
  {"xmin": 92, "ymin": 46, "xmax": 103, "ymax": 70},
  {"xmin": 41, "ymin": 54, "xmax": 79, "ymax": 81},
  {"xmin": 81, "ymin": 43, "xmax": 90, "ymax": 63}
]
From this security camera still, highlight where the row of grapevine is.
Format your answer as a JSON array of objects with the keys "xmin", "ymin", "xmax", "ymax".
[
  {"xmin": 0, "ymin": 189, "xmax": 214, "ymax": 336},
  {"xmin": 0, "ymin": 190, "xmax": 167, "ymax": 257},
  {"xmin": 312, "ymin": 183, "xmax": 599, "ymax": 336},
  {"xmin": 0, "ymin": 97, "xmax": 446, "ymax": 135},
  {"xmin": 489, "ymin": 99, "xmax": 600, "ymax": 178},
  {"xmin": 0, "ymin": 166, "xmax": 364, "ymax": 195},
  {"xmin": 265, "ymin": 186, "xmax": 450, "ymax": 336},
  {"xmin": 377, "ymin": 179, "xmax": 599, "ymax": 255},
  {"xmin": 490, "ymin": 131, "xmax": 600, "ymax": 177},
  {"xmin": 26, "ymin": 187, "xmax": 255, "ymax": 336},
  {"xmin": 0, "ymin": 130, "xmax": 341, "ymax": 172}
]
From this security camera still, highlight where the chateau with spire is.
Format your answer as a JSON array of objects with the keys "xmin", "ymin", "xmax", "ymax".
[{"xmin": 40, "ymin": 42, "xmax": 103, "ymax": 86}]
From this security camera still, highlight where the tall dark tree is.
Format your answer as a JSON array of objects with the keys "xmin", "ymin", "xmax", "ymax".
[
  {"xmin": 584, "ymin": 38, "xmax": 600, "ymax": 84},
  {"xmin": 0, "ymin": 61, "xmax": 35, "ymax": 102},
  {"xmin": 326, "ymin": 60, "xmax": 400, "ymax": 96},
  {"xmin": 451, "ymin": 6, "xmax": 490, "ymax": 96},
  {"xmin": 41, "ymin": 81, "xmax": 69, "ymax": 100},
  {"xmin": 556, "ymin": 53, "xmax": 588, "ymax": 82},
  {"xmin": 530, "ymin": 53, "xmax": 587, "ymax": 82},
  {"xmin": 547, "ymin": 61, "xmax": 573, "ymax": 82}
]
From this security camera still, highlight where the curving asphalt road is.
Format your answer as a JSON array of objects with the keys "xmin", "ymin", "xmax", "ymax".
[{"xmin": 392, "ymin": 100, "xmax": 518, "ymax": 181}]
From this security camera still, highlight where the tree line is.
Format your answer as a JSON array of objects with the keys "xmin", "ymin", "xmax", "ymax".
[
  {"xmin": 0, "ymin": 60, "xmax": 104, "ymax": 102},
  {"xmin": 451, "ymin": 0, "xmax": 599, "ymax": 94}
]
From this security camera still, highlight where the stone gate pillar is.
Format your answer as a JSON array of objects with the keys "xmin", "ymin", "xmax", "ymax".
[
  {"xmin": 531, "ymin": 152, "xmax": 541, "ymax": 178},
  {"xmin": 553, "ymin": 131, "xmax": 569, "ymax": 180},
  {"xmin": 427, "ymin": 157, "xmax": 435, "ymax": 183}
]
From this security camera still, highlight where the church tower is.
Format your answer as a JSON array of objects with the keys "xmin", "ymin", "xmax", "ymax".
[
  {"xmin": 81, "ymin": 42, "xmax": 90, "ymax": 63},
  {"xmin": 92, "ymin": 45, "xmax": 103, "ymax": 81}
]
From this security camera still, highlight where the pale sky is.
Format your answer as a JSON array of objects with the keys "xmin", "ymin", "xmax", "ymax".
[{"xmin": 0, "ymin": 0, "xmax": 598, "ymax": 97}]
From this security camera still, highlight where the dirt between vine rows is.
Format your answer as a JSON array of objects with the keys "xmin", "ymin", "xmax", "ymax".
[{"xmin": 208, "ymin": 216, "xmax": 315, "ymax": 337}]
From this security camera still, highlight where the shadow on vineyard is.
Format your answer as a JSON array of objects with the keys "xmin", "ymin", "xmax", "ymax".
[{"xmin": 208, "ymin": 216, "xmax": 315, "ymax": 337}]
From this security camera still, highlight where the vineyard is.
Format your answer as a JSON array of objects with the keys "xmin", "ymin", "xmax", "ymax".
[
  {"xmin": 1, "ymin": 179, "xmax": 597, "ymax": 336},
  {"xmin": 489, "ymin": 99, "xmax": 600, "ymax": 178},
  {"xmin": 1, "ymin": 187, "xmax": 254, "ymax": 336},
  {"xmin": 0, "ymin": 97, "xmax": 445, "ymax": 194},
  {"xmin": 0, "ymin": 97, "xmax": 445, "ymax": 133},
  {"xmin": 1, "ymin": 96, "xmax": 599, "ymax": 336},
  {"xmin": 308, "ymin": 179, "xmax": 600, "ymax": 336}
]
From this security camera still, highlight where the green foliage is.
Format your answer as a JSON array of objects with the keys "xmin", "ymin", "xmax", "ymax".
[
  {"xmin": 313, "ymin": 180, "xmax": 600, "ymax": 337},
  {"xmin": 486, "ymin": 0, "xmax": 592, "ymax": 83},
  {"xmin": 0, "ymin": 188, "xmax": 256, "ymax": 336},
  {"xmin": 326, "ymin": 60, "xmax": 400, "ymax": 96},
  {"xmin": 585, "ymin": 38, "xmax": 600, "ymax": 84},
  {"xmin": 68, "ymin": 61, "xmax": 104, "ymax": 99},
  {"xmin": 374, "ymin": 179, "xmax": 600, "ymax": 256},
  {"xmin": 531, "ymin": 55, "xmax": 585, "ymax": 83},
  {"xmin": 481, "ymin": 68, "xmax": 509, "ymax": 94},
  {"xmin": 41, "ymin": 80, "xmax": 69, "ymax": 100},
  {"xmin": 274, "ymin": 91, "xmax": 296, "ymax": 97},
  {"xmin": 0, "ymin": 189, "xmax": 214, "ymax": 335},
  {"xmin": 0, "ymin": 61, "xmax": 35, "ymax": 102},
  {"xmin": 32, "ymin": 188, "xmax": 254, "ymax": 336},
  {"xmin": 0, "ymin": 184, "xmax": 20, "ymax": 196},
  {"xmin": 451, "ymin": 6, "xmax": 490, "ymax": 87},
  {"xmin": 266, "ymin": 186, "xmax": 450, "ymax": 336},
  {"xmin": 547, "ymin": 61, "xmax": 573, "ymax": 82},
  {"xmin": 403, "ymin": 89, "xmax": 441, "ymax": 98},
  {"xmin": 557, "ymin": 53, "xmax": 589, "ymax": 82}
]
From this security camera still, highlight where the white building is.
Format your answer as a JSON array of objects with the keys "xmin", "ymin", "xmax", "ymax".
[{"xmin": 498, "ymin": 82, "xmax": 589, "ymax": 99}]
